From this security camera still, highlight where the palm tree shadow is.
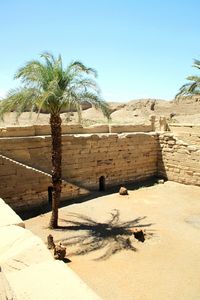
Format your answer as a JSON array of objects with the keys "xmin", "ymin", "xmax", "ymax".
[{"xmin": 56, "ymin": 210, "xmax": 154, "ymax": 260}]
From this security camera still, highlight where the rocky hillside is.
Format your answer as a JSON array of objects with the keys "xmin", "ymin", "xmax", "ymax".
[
  {"xmin": 0, "ymin": 96, "xmax": 200, "ymax": 127},
  {"xmin": 81, "ymin": 96, "xmax": 200, "ymax": 125}
]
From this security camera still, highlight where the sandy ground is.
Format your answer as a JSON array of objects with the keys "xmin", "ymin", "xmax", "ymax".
[{"xmin": 25, "ymin": 181, "xmax": 200, "ymax": 300}]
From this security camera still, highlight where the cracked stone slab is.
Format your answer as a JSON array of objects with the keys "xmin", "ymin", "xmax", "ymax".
[
  {"xmin": 6, "ymin": 260, "xmax": 102, "ymax": 300},
  {"xmin": 0, "ymin": 225, "xmax": 52, "ymax": 273}
]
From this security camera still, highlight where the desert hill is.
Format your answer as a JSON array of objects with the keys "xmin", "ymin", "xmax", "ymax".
[{"xmin": 0, "ymin": 96, "xmax": 200, "ymax": 127}]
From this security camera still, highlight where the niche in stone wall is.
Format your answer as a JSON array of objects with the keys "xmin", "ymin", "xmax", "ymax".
[
  {"xmin": 99, "ymin": 176, "xmax": 106, "ymax": 191},
  {"xmin": 48, "ymin": 186, "xmax": 53, "ymax": 205}
]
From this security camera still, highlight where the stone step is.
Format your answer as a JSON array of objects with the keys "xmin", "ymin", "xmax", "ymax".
[{"xmin": 5, "ymin": 260, "xmax": 102, "ymax": 300}]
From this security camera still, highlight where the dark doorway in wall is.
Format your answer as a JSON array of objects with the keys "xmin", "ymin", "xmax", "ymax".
[
  {"xmin": 99, "ymin": 176, "xmax": 106, "ymax": 191},
  {"xmin": 48, "ymin": 186, "xmax": 53, "ymax": 205}
]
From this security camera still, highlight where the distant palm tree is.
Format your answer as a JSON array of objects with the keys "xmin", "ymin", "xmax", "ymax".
[
  {"xmin": 0, "ymin": 52, "xmax": 110, "ymax": 228},
  {"xmin": 176, "ymin": 59, "xmax": 200, "ymax": 98}
]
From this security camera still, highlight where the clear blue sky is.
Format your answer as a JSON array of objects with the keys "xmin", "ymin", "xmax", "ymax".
[{"xmin": 0, "ymin": 0, "xmax": 200, "ymax": 101}]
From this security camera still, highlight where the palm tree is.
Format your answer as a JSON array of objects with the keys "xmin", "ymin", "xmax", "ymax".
[
  {"xmin": 176, "ymin": 59, "xmax": 200, "ymax": 98},
  {"xmin": 0, "ymin": 52, "xmax": 110, "ymax": 228}
]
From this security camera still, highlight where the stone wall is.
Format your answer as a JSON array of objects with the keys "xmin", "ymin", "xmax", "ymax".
[
  {"xmin": 0, "ymin": 154, "xmax": 51, "ymax": 211},
  {"xmin": 0, "ymin": 136, "xmax": 52, "ymax": 173},
  {"xmin": 0, "ymin": 133, "xmax": 158, "ymax": 191},
  {"xmin": 169, "ymin": 124, "xmax": 200, "ymax": 146},
  {"xmin": 158, "ymin": 133, "xmax": 200, "ymax": 186},
  {"xmin": 1, "ymin": 123, "xmax": 200, "ymax": 212},
  {"xmin": 169, "ymin": 123, "xmax": 200, "ymax": 134},
  {"xmin": 172, "ymin": 132, "xmax": 200, "ymax": 146},
  {"xmin": 0, "ymin": 154, "xmax": 89, "ymax": 212},
  {"xmin": 62, "ymin": 133, "xmax": 158, "ymax": 189}
]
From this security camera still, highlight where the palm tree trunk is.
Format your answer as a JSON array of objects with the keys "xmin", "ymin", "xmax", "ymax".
[{"xmin": 49, "ymin": 114, "xmax": 62, "ymax": 228}]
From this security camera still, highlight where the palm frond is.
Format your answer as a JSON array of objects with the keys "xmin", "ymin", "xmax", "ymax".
[
  {"xmin": 67, "ymin": 61, "xmax": 97, "ymax": 78},
  {"xmin": 0, "ymin": 88, "xmax": 38, "ymax": 120},
  {"xmin": 71, "ymin": 78, "xmax": 100, "ymax": 93},
  {"xmin": 186, "ymin": 76, "xmax": 200, "ymax": 83},
  {"xmin": 176, "ymin": 58, "xmax": 200, "ymax": 99},
  {"xmin": 40, "ymin": 52, "xmax": 55, "ymax": 68},
  {"xmin": 193, "ymin": 59, "xmax": 200, "ymax": 70},
  {"xmin": 1, "ymin": 53, "xmax": 109, "ymax": 121},
  {"xmin": 79, "ymin": 91, "xmax": 111, "ymax": 120}
]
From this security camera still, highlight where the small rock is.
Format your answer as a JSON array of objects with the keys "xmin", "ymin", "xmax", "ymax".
[
  {"xmin": 119, "ymin": 186, "xmax": 128, "ymax": 195},
  {"xmin": 157, "ymin": 179, "xmax": 165, "ymax": 184},
  {"xmin": 47, "ymin": 234, "xmax": 55, "ymax": 249},
  {"xmin": 54, "ymin": 242, "xmax": 66, "ymax": 260},
  {"xmin": 170, "ymin": 112, "xmax": 176, "ymax": 119}
]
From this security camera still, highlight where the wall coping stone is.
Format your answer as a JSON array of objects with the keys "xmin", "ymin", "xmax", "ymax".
[{"xmin": 0, "ymin": 123, "xmax": 153, "ymax": 137}]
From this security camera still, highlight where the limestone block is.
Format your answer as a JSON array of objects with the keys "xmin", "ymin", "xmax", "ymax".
[
  {"xmin": 12, "ymin": 149, "xmax": 31, "ymax": 161},
  {"xmin": 194, "ymin": 172, "xmax": 200, "ymax": 177},
  {"xmin": 177, "ymin": 148, "xmax": 190, "ymax": 154},
  {"xmin": 186, "ymin": 170, "xmax": 194, "ymax": 175},
  {"xmin": 80, "ymin": 148, "xmax": 90, "ymax": 154},
  {"xmin": 0, "ymin": 199, "xmax": 24, "ymax": 228},
  {"xmin": 83, "ymin": 124, "xmax": 109, "ymax": 133},
  {"xmin": 0, "ymin": 126, "xmax": 35, "ymax": 137},
  {"xmin": 6, "ymin": 260, "xmax": 101, "ymax": 300},
  {"xmin": 34, "ymin": 124, "xmax": 51, "ymax": 135},
  {"xmin": 187, "ymin": 146, "xmax": 197, "ymax": 152},
  {"xmin": 0, "ymin": 166, "xmax": 16, "ymax": 176},
  {"xmin": 0, "ymin": 225, "xmax": 53, "ymax": 273},
  {"xmin": 110, "ymin": 124, "xmax": 152, "ymax": 133},
  {"xmin": 176, "ymin": 140, "xmax": 189, "ymax": 146},
  {"xmin": 62, "ymin": 124, "xmax": 84, "ymax": 134},
  {"xmin": 167, "ymin": 140, "xmax": 176, "ymax": 145},
  {"xmin": 0, "ymin": 268, "xmax": 17, "ymax": 300}
]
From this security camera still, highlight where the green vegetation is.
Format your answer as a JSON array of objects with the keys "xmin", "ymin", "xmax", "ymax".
[
  {"xmin": 0, "ymin": 52, "xmax": 110, "ymax": 228},
  {"xmin": 176, "ymin": 59, "xmax": 200, "ymax": 97}
]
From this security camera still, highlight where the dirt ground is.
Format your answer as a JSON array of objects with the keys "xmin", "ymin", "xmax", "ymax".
[{"xmin": 25, "ymin": 181, "xmax": 200, "ymax": 300}]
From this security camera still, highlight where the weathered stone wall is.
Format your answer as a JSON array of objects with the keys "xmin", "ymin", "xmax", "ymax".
[
  {"xmin": 1, "ymin": 124, "xmax": 200, "ymax": 212},
  {"xmin": 158, "ymin": 133, "xmax": 200, "ymax": 186},
  {"xmin": 62, "ymin": 133, "xmax": 158, "ymax": 188},
  {"xmin": 109, "ymin": 124, "xmax": 152, "ymax": 133},
  {"xmin": 169, "ymin": 123, "xmax": 200, "ymax": 146},
  {"xmin": 169, "ymin": 123, "xmax": 200, "ymax": 134},
  {"xmin": 0, "ymin": 136, "xmax": 52, "ymax": 173},
  {"xmin": 0, "ymin": 154, "xmax": 89, "ymax": 212},
  {"xmin": 172, "ymin": 132, "xmax": 200, "ymax": 146},
  {"xmin": 0, "ymin": 154, "xmax": 51, "ymax": 211},
  {"xmin": 0, "ymin": 133, "xmax": 158, "ymax": 191},
  {"xmin": 0, "ymin": 123, "xmax": 153, "ymax": 137}
]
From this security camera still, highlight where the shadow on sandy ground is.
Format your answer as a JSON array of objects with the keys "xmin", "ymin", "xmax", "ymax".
[{"xmin": 53, "ymin": 210, "xmax": 154, "ymax": 260}]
